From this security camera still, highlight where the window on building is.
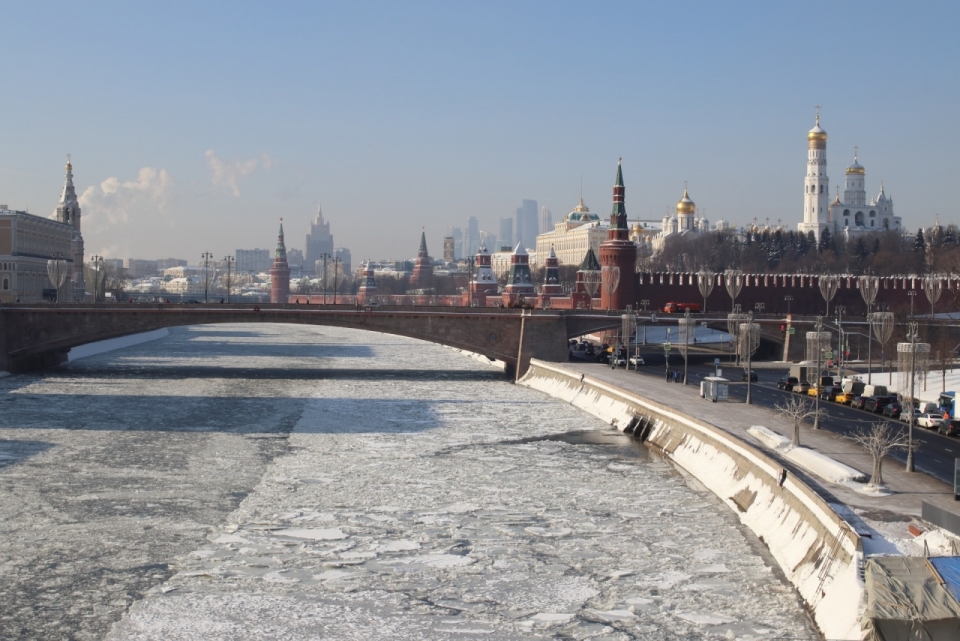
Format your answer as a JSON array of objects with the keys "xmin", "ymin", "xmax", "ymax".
[
  {"xmin": 2, "ymin": 278, "xmax": 7, "ymax": 290},
  {"xmin": 843, "ymin": 209, "xmax": 850, "ymax": 216},
  {"xmin": 869, "ymin": 210, "xmax": 876, "ymax": 217},
  {"xmin": 870, "ymin": 221, "xmax": 875, "ymax": 227},
  {"xmin": 819, "ymin": 185, "xmax": 824, "ymax": 194}
]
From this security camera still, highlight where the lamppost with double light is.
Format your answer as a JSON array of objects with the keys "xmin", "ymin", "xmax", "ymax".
[
  {"xmin": 814, "ymin": 315, "xmax": 824, "ymax": 429},
  {"xmin": 641, "ymin": 299, "xmax": 650, "ymax": 345},
  {"xmin": 906, "ymin": 322, "xmax": 920, "ymax": 473},
  {"xmin": 332, "ymin": 256, "xmax": 342, "ymax": 304},
  {"xmin": 318, "ymin": 253, "xmax": 331, "ymax": 304},
  {"xmin": 223, "ymin": 255, "xmax": 234, "ymax": 303},
  {"xmin": 91, "ymin": 255, "xmax": 103, "ymax": 303},
  {"xmin": 784, "ymin": 295, "xmax": 793, "ymax": 315},
  {"xmin": 908, "ymin": 291, "xmax": 917, "ymax": 318},
  {"xmin": 834, "ymin": 305, "xmax": 846, "ymax": 377},
  {"xmin": 201, "ymin": 252, "xmax": 213, "ymax": 303}
]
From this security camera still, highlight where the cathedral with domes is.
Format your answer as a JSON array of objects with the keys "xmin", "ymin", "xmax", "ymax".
[
  {"xmin": 650, "ymin": 186, "xmax": 711, "ymax": 253},
  {"xmin": 798, "ymin": 112, "xmax": 901, "ymax": 240}
]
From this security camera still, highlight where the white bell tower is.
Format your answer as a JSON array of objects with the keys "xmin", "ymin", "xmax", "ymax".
[{"xmin": 798, "ymin": 108, "xmax": 830, "ymax": 239}]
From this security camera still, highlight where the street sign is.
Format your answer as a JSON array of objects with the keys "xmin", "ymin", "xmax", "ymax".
[
  {"xmin": 788, "ymin": 327, "xmax": 796, "ymax": 335},
  {"xmin": 664, "ymin": 343, "xmax": 671, "ymax": 351},
  {"xmin": 825, "ymin": 350, "xmax": 834, "ymax": 359},
  {"xmin": 714, "ymin": 357, "xmax": 721, "ymax": 366}
]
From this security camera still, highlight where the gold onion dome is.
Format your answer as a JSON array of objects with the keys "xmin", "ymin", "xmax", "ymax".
[
  {"xmin": 846, "ymin": 152, "xmax": 865, "ymax": 174},
  {"xmin": 676, "ymin": 188, "xmax": 696, "ymax": 214},
  {"xmin": 807, "ymin": 114, "xmax": 827, "ymax": 144}
]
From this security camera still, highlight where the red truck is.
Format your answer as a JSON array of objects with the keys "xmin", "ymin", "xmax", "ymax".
[{"xmin": 663, "ymin": 302, "xmax": 701, "ymax": 313}]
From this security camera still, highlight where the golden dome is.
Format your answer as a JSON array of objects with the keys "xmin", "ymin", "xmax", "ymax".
[
  {"xmin": 65, "ymin": 153, "xmax": 72, "ymax": 172},
  {"xmin": 572, "ymin": 197, "xmax": 589, "ymax": 213},
  {"xmin": 676, "ymin": 187, "xmax": 696, "ymax": 214},
  {"xmin": 846, "ymin": 151, "xmax": 864, "ymax": 174},
  {"xmin": 807, "ymin": 114, "xmax": 827, "ymax": 148}
]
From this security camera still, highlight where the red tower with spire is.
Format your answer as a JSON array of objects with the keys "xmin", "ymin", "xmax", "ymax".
[
  {"xmin": 270, "ymin": 221, "xmax": 291, "ymax": 304},
  {"xmin": 599, "ymin": 159, "xmax": 637, "ymax": 310},
  {"xmin": 409, "ymin": 230, "xmax": 433, "ymax": 288}
]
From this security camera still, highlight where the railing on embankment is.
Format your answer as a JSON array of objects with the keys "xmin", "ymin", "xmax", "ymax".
[{"xmin": 519, "ymin": 359, "xmax": 866, "ymax": 641}]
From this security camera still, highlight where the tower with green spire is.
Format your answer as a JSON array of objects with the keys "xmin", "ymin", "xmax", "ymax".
[
  {"xmin": 599, "ymin": 158, "xmax": 637, "ymax": 310},
  {"xmin": 270, "ymin": 220, "xmax": 290, "ymax": 303},
  {"xmin": 409, "ymin": 229, "xmax": 433, "ymax": 288}
]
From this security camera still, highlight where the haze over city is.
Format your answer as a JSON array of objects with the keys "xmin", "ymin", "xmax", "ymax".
[{"xmin": 1, "ymin": 1, "xmax": 957, "ymax": 262}]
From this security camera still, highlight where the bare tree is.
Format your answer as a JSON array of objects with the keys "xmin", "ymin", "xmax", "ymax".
[
  {"xmin": 776, "ymin": 395, "xmax": 826, "ymax": 447},
  {"xmin": 850, "ymin": 421, "xmax": 912, "ymax": 488}
]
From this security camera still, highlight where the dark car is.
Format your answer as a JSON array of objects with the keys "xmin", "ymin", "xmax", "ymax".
[
  {"xmin": 778, "ymin": 376, "xmax": 799, "ymax": 391},
  {"xmin": 820, "ymin": 385, "xmax": 841, "ymax": 402},
  {"xmin": 865, "ymin": 395, "xmax": 898, "ymax": 413},
  {"xmin": 938, "ymin": 420, "xmax": 960, "ymax": 437},
  {"xmin": 850, "ymin": 396, "xmax": 867, "ymax": 410},
  {"xmin": 882, "ymin": 402, "xmax": 902, "ymax": 419},
  {"xmin": 741, "ymin": 371, "xmax": 759, "ymax": 382}
]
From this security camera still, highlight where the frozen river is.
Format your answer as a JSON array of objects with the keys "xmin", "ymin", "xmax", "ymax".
[{"xmin": 0, "ymin": 324, "xmax": 818, "ymax": 640}]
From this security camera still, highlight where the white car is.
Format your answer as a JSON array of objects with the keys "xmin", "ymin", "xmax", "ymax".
[
  {"xmin": 898, "ymin": 408, "xmax": 922, "ymax": 423},
  {"xmin": 917, "ymin": 413, "xmax": 944, "ymax": 429},
  {"xmin": 629, "ymin": 355, "xmax": 645, "ymax": 366}
]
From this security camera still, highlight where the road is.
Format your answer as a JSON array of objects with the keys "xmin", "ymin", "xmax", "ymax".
[{"xmin": 597, "ymin": 351, "xmax": 960, "ymax": 485}]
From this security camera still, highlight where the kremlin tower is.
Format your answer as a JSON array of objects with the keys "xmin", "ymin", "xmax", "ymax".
[
  {"xmin": 538, "ymin": 246, "xmax": 563, "ymax": 307},
  {"xmin": 409, "ymin": 230, "xmax": 433, "ymax": 288},
  {"xmin": 468, "ymin": 244, "xmax": 498, "ymax": 306},
  {"xmin": 502, "ymin": 242, "xmax": 534, "ymax": 307},
  {"xmin": 270, "ymin": 221, "xmax": 291, "ymax": 304},
  {"xmin": 357, "ymin": 261, "xmax": 377, "ymax": 303},
  {"xmin": 598, "ymin": 159, "xmax": 637, "ymax": 310}
]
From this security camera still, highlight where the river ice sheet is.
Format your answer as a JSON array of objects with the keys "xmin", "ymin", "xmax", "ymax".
[{"xmin": 0, "ymin": 324, "xmax": 817, "ymax": 640}]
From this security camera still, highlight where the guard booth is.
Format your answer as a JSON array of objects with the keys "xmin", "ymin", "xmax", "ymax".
[{"xmin": 701, "ymin": 376, "xmax": 729, "ymax": 402}]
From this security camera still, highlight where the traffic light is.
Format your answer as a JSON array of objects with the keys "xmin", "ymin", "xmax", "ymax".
[{"xmin": 780, "ymin": 324, "xmax": 786, "ymax": 333}]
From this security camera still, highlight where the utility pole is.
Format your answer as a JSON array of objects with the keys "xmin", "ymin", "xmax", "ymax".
[
  {"xmin": 91, "ymin": 255, "xmax": 103, "ymax": 303},
  {"xmin": 333, "ymin": 256, "xmax": 341, "ymax": 304},
  {"xmin": 223, "ymin": 255, "xmax": 234, "ymax": 303},
  {"xmin": 814, "ymin": 315, "xmax": 823, "ymax": 429},
  {"xmin": 320, "ymin": 253, "xmax": 330, "ymax": 304},
  {"xmin": 784, "ymin": 295, "xmax": 793, "ymax": 315},
  {"xmin": 835, "ymin": 305, "xmax": 845, "ymax": 377},
  {"xmin": 906, "ymin": 322, "xmax": 919, "ymax": 473}
]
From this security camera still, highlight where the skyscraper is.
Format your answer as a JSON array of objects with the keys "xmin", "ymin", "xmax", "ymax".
[
  {"xmin": 465, "ymin": 216, "xmax": 480, "ymax": 257},
  {"xmin": 515, "ymin": 199, "xmax": 538, "ymax": 251},
  {"xmin": 539, "ymin": 206, "xmax": 553, "ymax": 234},
  {"xmin": 304, "ymin": 203, "xmax": 334, "ymax": 272},
  {"xmin": 447, "ymin": 226, "xmax": 463, "ymax": 260},
  {"xmin": 498, "ymin": 217, "xmax": 513, "ymax": 250}
]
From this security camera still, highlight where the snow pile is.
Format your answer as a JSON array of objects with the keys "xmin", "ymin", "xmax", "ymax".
[
  {"xmin": 748, "ymin": 425, "xmax": 868, "ymax": 484},
  {"xmin": 67, "ymin": 328, "xmax": 170, "ymax": 362}
]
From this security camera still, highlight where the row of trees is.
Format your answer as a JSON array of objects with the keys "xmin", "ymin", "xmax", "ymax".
[{"xmin": 650, "ymin": 227, "xmax": 960, "ymax": 276}]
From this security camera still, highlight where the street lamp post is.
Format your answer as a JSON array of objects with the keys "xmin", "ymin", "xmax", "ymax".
[
  {"xmin": 835, "ymin": 305, "xmax": 846, "ymax": 377},
  {"xmin": 319, "ymin": 253, "xmax": 330, "ymax": 304},
  {"xmin": 223, "ymin": 255, "xmax": 234, "ymax": 303},
  {"xmin": 784, "ymin": 295, "xmax": 793, "ymax": 315},
  {"xmin": 641, "ymin": 299, "xmax": 650, "ymax": 345},
  {"xmin": 91, "ymin": 254, "xmax": 103, "ymax": 303},
  {"xmin": 908, "ymin": 291, "xmax": 917, "ymax": 318},
  {"xmin": 201, "ymin": 252, "xmax": 213, "ymax": 303},
  {"xmin": 814, "ymin": 315, "xmax": 824, "ymax": 429},
  {"xmin": 754, "ymin": 302, "xmax": 765, "ymax": 315},
  {"xmin": 906, "ymin": 322, "xmax": 920, "ymax": 473},
  {"xmin": 332, "ymin": 257, "xmax": 341, "ymax": 304}
]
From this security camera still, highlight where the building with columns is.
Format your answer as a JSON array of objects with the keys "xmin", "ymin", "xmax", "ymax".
[
  {"xmin": 797, "ymin": 113, "xmax": 901, "ymax": 240},
  {"xmin": 534, "ymin": 198, "xmax": 606, "ymax": 267}
]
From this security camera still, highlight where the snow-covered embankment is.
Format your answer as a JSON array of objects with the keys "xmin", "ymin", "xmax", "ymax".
[{"xmin": 519, "ymin": 359, "xmax": 865, "ymax": 641}]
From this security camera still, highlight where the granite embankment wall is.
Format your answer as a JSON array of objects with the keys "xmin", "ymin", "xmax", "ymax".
[{"xmin": 520, "ymin": 359, "xmax": 865, "ymax": 640}]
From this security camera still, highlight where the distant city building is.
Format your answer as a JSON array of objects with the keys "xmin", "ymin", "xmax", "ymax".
[
  {"xmin": 465, "ymin": 216, "xmax": 480, "ymax": 257},
  {"xmin": 515, "ymin": 199, "xmax": 538, "ymax": 251},
  {"xmin": 447, "ymin": 226, "xmax": 463, "ymax": 260},
  {"xmin": 286, "ymin": 248, "xmax": 304, "ymax": 271},
  {"xmin": 304, "ymin": 203, "xmax": 334, "ymax": 269},
  {"xmin": 334, "ymin": 246, "xmax": 351, "ymax": 276},
  {"xmin": 155, "ymin": 258, "xmax": 187, "ymax": 270},
  {"xmin": 534, "ymin": 198, "xmax": 605, "ymax": 267},
  {"xmin": 443, "ymin": 236, "xmax": 456, "ymax": 263},
  {"xmin": 236, "ymin": 249, "xmax": 271, "ymax": 273},
  {"xmin": 162, "ymin": 265, "xmax": 201, "ymax": 278},
  {"xmin": 798, "ymin": 113, "xmax": 902, "ymax": 240},
  {"xmin": 0, "ymin": 158, "xmax": 85, "ymax": 302},
  {"xmin": 539, "ymin": 206, "xmax": 553, "ymax": 234},
  {"xmin": 498, "ymin": 217, "xmax": 513, "ymax": 249},
  {"xmin": 103, "ymin": 258, "xmax": 124, "ymax": 271},
  {"xmin": 123, "ymin": 259, "xmax": 158, "ymax": 278},
  {"xmin": 480, "ymin": 230, "xmax": 497, "ymax": 255}
]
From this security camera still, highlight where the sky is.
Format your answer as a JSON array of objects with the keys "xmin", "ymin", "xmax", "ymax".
[{"xmin": 0, "ymin": 1, "xmax": 958, "ymax": 264}]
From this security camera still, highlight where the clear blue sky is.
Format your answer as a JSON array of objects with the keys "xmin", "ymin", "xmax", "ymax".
[{"xmin": 0, "ymin": 1, "xmax": 957, "ymax": 263}]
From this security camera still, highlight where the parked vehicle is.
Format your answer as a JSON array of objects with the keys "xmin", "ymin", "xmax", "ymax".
[
  {"xmin": 629, "ymin": 355, "xmax": 645, "ymax": 366},
  {"xmin": 917, "ymin": 413, "xmax": 944, "ymax": 429},
  {"xmin": 741, "ymin": 371, "xmax": 758, "ymax": 382},
  {"xmin": 778, "ymin": 376, "xmax": 799, "ymax": 391},
  {"xmin": 899, "ymin": 408, "xmax": 922, "ymax": 423},
  {"xmin": 820, "ymin": 385, "xmax": 841, "ymax": 402},
  {"xmin": 663, "ymin": 302, "xmax": 701, "ymax": 314},
  {"xmin": 850, "ymin": 396, "xmax": 867, "ymax": 410},
  {"xmin": 938, "ymin": 420, "xmax": 960, "ymax": 437},
  {"xmin": 882, "ymin": 403, "xmax": 902, "ymax": 419},
  {"xmin": 865, "ymin": 395, "xmax": 898, "ymax": 413},
  {"xmin": 793, "ymin": 382, "xmax": 811, "ymax": 394}
]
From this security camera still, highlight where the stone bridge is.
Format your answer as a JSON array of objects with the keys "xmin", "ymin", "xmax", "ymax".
[{"xmin": 0, "ymin": 303, "xmax": 633, "ymax": 379}]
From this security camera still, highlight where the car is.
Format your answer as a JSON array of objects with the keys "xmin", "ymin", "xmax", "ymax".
[
  {"xmin": 778, "ymin": 376, "xmax": 799, "ymax": 391},
  {"xmin": 917, "ymin": 413, "xmax": 944, "ymax": 429},
  {"xmin": 899, "ymin": 408, "xmax": 922, "ymax": 423},
  {"xmin": 629, "ymin": 355, "xmax": 645, "ymax": 366},
  {"xmin": 882, "ymin": 403, "xmax": 902, "ymax": 419},
  {"xmin": 820, "ymin": 386, "xmax": 841, "ymax": 402},
  {"xmin": 938, "ymin": 420, "xmax": 960, "ymax": 437},
  {"xmin": 792, "ymin": 382, "xmax": 811, "ymax": 394},
  {"xmin": 834, "ymin": 392, "xmax": 854, "ymax": 404},
  {"xmin": 865, "ymin": 395, "xmax": 898, "ymax": 413},
  {"xmin": 741, "ymin": 371, "xmax": 759, "ymax": 382},
  {"xmin": 850, "ymin": 396, "xmax": 867, "ymax": 410},
  {"xmin": 807, "ymin": 385, "xmax": 822, "ymax": 398}
]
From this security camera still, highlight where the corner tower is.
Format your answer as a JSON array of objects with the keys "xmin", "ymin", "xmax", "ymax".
[
  {"xmin": 270, "ymin": 221, "xmax": 291, "ymax": 303},
  {"xmin": 798, "ymin": 110, "xmax": 830, "ymax": 239},
  {"xmin": 598, "ymin": 159, "xmax": 637, "ymax": 310}
]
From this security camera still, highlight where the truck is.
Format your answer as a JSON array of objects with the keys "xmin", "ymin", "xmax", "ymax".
[
  {"xmin": 702, "ymin": 376, "xmax": 729, "ymax": 402},
  {"xmin": 938, "ymin": 391, "xmax": 956, "ymax": 419},
  {"xmin": 789, "ymin": 364, "xmax": 810, "ymax": 383},
  {"xmin": 663, "ymin": 302, "xmax": 701, "ymax": 314},
  {"xmin": 863, "ymin": 384, "xmax": 888, "ymax": 399}
]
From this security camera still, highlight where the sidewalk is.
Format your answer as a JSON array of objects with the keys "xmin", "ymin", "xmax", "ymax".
[{"xmin": 558, "ymin": 361, "xmax": 959, "ymax": 551}]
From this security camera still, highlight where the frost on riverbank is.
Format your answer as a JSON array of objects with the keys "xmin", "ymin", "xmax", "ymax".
[{"xmin": 103, "ymin": 325, "xmax": 816, "ymax": 640}]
